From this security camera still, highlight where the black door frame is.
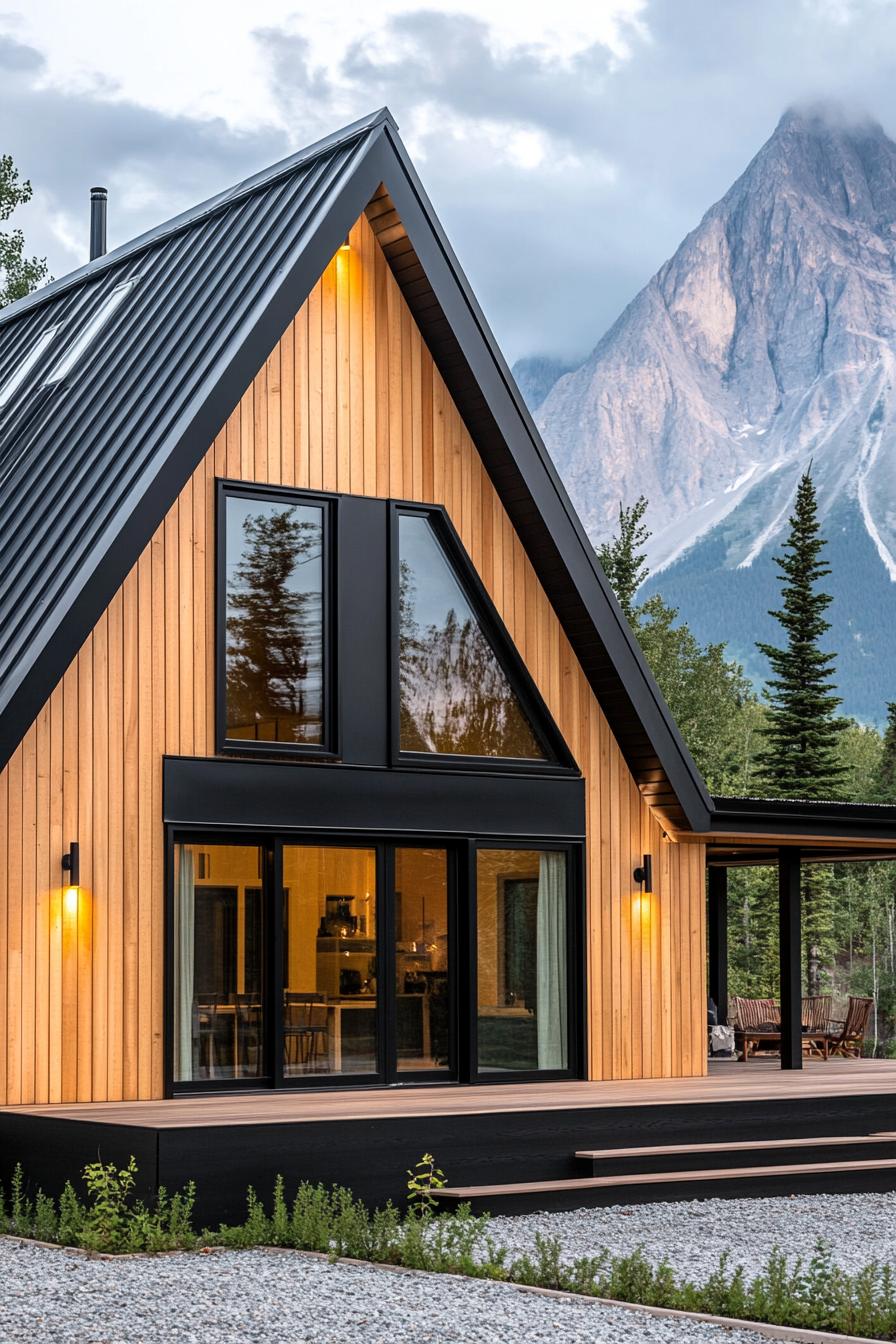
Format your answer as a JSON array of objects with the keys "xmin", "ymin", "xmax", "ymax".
[{"xmin": 165, "ymin": 825, "xmax": 585, "ymax": 1096}]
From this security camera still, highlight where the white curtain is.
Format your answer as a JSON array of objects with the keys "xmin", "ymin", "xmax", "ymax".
[
  {"xmin": 174, "ymin": 846, "xmax": 195, "ymax": 1083},
  {"xmin": 536, "ymin": 851, "xmax": 568, "ymax": 1070}
]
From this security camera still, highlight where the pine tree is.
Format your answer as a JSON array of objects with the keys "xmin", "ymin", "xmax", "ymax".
[
  {"xmin": 596, "ymin": 496, "xmax": 650, "ymax": 622},
  {"xmin": 0, "ymin": 154, "xmax": 48, "ymax": 308},
  {"xmin": 755, "ymin": 469, "xmax": 846, "ymax": 799},
  {"xmin": 872, "ymin": 704, "xmax": 896, "ymax": 803}
]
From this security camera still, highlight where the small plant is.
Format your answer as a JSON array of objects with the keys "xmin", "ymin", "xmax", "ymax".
[{"xmin": 406, "ymin": 1152, "xmax": 446, "ymax": 1217}]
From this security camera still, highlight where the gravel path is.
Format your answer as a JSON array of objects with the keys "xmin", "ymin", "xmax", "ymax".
[
  {"xmin": 0, "ymin": 1240, "xmax": 775, "ymax": 1344},
  {"xmin": 488, "ymin": 1191, "xmax": 896, "ymax": 1281}
]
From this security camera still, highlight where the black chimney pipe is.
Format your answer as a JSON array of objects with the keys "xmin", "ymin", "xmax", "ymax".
[{"xmin": 89, "ymin": 186, "xmax": 107, "ymax": 261}]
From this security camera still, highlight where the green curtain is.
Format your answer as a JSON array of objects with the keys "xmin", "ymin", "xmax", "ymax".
[
  {"xmin": 536, "ymin": 851, "xmax": 568, "ymax": 1069},
  {"xmin": 174, "ymin": 846, "xmax": 195, "ymax": 1082}
]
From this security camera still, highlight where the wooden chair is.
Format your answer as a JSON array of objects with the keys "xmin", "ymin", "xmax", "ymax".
[
  {"xmin": 801, "ymin": 995, "xmax": 833, "ymax": 1059},
  {"xmin": 284, "ymin": 992, "xmax": 329, "ymax": 1072},
  {"xmin": 730, "ymin": 996, "xmax": 781, "ymax": 1060},
  {"xmin": 826, "ymin": 996, "xmax": 874, "ymax": 1059}
]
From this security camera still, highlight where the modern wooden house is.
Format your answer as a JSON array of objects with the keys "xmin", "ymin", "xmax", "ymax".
[{"xmin": 2, "ymin": 110, "xmax": 896, "ymax": 1217}]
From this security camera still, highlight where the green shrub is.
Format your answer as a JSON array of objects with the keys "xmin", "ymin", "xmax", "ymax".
[{"xmin": 3, "ymin": 1158, "xmax": 896, "ymax": 1340}]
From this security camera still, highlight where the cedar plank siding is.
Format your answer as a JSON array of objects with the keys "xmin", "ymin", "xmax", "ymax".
[{"xmin": 0, "ymin": 212, "xmax": 707, "ymax": 1103}]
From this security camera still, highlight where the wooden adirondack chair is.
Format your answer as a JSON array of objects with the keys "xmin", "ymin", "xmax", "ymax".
[{"xmin": 827, "ymin": 996, "xmax": 874, "ymax": 1059}]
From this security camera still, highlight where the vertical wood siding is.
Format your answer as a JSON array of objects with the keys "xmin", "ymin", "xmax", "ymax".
[{"xmin": 0, "ymin": 212, "xmax": 707, "ymax": 1103}]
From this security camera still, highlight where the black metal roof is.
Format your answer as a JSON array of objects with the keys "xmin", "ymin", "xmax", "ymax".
[{"xmin": 0, "ymin": 107, "xmax": 717, "ymax": 827}]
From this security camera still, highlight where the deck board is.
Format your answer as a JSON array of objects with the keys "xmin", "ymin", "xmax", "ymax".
[{"xmin": 3, "ymin": 1059, "xmax": 895, "ymax": 1129}]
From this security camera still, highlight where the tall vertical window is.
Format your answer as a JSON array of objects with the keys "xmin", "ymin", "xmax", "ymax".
[
  {"xmin": 476, "ymin": 848, "xmax": 569, "ymax": 1074},
  {"xmin": 221, "ymin": 489, "xmax": 327, "ymax": 748},
  {"xmin": 397, "ymin": 511, "xmax": 547, "ymax": 760}
]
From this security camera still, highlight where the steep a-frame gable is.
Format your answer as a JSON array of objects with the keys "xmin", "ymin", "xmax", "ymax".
[
  {"xmin": 0, "ymin": 109, "xmax": 712, "ymax": 831},
  {"xmin": 0, "ymin": 210, "xmax": 708, "ymax": 1102}
]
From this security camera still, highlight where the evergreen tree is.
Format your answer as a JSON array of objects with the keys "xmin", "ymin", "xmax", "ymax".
[
  {"xmin": 755, "ymin": 468, "xmax": 846, "ymax": 799},
  {"xmin": 0, "ymin": 154, "xmax": 48, "ymax": 308},
  {"xmin": 596, "ymin": 496, "xmax": 649, "ymax": 622},
  {"xmin": 872, "ymin": 704, "xmax": 896, "ymax": 803}
]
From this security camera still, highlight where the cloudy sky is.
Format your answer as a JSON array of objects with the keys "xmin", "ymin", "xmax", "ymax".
[{"xmin": 3, "ymin": 0, "xmax": 896, "ymax": 363}]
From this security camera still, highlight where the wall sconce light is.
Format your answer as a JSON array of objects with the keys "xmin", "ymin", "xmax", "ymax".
[
  {"xmin": 62, "ymin": 841, "xmax": 80, "ymax": 914},
  {"xmin": 62, "ymin": 841, "xmax": 80, "ymax": 887},
  {"xmin": 634, "ymin": 853, "xmax": 653, "ymax": 893},
  {"xmin": 339, "ymin": 236, "xmax": 350, "ymax": 251}
]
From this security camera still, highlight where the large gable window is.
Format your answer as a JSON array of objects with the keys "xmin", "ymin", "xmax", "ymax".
[
  {"xmin": 396, "ymin": 508, "xmax": 553, "ymax": 763},
  {"xmin": 219, "ymin": 485, "xmax": 330, "ymax": 752}
]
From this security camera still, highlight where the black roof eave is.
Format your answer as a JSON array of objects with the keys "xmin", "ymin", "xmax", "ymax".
[{"xmin": 709, "ymin": 794, "xmax": 896, "ymax": 843}]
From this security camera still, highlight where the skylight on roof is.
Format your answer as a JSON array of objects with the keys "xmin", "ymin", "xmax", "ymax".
[
  {"xmin": 44, "ymin": 278, "xmax": 137, "ymax": 386},
  {"xmin": 0, "ymin": 325, "xmax": 61, "ymax": 409}
]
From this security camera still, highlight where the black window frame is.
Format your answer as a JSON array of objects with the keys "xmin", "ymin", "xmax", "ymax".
[
  {"xmin": 389, "ymin": 501, "xmax": 577, "ymax": 775},
  {"xmin": 215, "ymin": 479, "xmax": 338, "ymax": 760}
]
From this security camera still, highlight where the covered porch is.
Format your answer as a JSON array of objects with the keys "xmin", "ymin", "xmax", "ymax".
[{"xmin": 702, "ymin": 794, "xmax": 896, "ymax": 1069}]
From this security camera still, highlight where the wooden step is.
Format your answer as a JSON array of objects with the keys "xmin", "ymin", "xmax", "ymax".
[
  {"xmin": 436, "ymin": 1157, "xmax": 896, "ymax": 1214},
  {"xmin": 575, "ymin": 1133, "xmax": 896, "ymax": 1175}
]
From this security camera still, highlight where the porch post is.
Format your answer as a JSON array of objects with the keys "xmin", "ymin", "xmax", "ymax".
[
  {"xmin": 708, "ymin": 866, "xmax": 728, "ymax": 1025},
  {"xmin": 778, "ymin": 847, "xmax": 802, "ymax": 1070}
]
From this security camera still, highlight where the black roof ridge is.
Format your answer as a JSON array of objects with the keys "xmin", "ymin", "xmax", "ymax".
[{"xmin": 0, "ymin": 106, "xmax": 397, "ymax": 331}]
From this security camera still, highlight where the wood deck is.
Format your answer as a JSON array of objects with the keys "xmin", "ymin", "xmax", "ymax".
[{"xmin": 4, "ymin": 1058, "xmax": 896, "ymax": 1129}]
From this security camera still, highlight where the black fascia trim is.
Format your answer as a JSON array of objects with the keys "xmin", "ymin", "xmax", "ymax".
[
  {"xmin": 163, "ymin": 755, "xmax": 586, "ymax": 840},
  {"xmin": 388, "ymin": 500, "xmax": 578, "ymax": 775},
  {"xmin": 373, "ymin": 125, "xmax": 714, "ymax": 832},
  {"xmin": 0, "ymin": 126, "xmax": 390, "ymax": 773},
  {"xmin": 215, "ymin": 479, "xmax": 339, "ymax": 760},
  {"xmin": 710, "ymin": 794, "xmax": 896, "ymax": 841}
]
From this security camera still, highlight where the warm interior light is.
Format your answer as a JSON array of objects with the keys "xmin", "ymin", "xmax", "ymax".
[
  {"xmin": 64, "ymin": 885, "xmax": 80, "ymax": 915},
  {"xmin": 339, "ymin": 236, "xmax": 351, "ymax": 250}
]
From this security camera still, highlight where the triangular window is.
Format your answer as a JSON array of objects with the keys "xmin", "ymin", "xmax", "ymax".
[{"xmin": 396, "ymin": 509, "xmax": 560, "ymax": 762}]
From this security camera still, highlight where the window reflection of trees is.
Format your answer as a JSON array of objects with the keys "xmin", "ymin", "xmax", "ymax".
[
  {"xmin": 226, "ymin": 505, "xmax": 323, "ymax": 743},
  {"xmin": 399, "ymin": 556, "xmax": 544, "ymax": 759}
]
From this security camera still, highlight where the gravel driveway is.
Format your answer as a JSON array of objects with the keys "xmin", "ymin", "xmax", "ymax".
[
  {"xmin": 0, "ymin": 1240, "xmax": 774, "ymax": 1344},
  {"xmin": 488, "ymin": 1190, "xmax": 896, "ymax": 1281}
]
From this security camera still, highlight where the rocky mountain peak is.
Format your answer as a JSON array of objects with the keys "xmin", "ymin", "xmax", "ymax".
[{"xmin": 527, "ymin": 106, "xmax": 896, "ymax": 722}]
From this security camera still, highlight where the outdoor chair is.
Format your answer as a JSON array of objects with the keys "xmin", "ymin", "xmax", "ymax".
[
  {"xmin": 826, "ymin": 995, "xmax": 874, "ymax": 1059},
  {"xmin": 730, "ymin": 995, "xmax": 781, "ymax": 1060},
  {"xmin": 801, "ymin": 995, "xmax": 833, "ymax": 1059}
]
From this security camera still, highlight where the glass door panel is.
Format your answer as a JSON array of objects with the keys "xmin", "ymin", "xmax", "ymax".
[
  {"xmin": 393, "ymin": 847, "xmax": 451, "ymax": 1074},
  {"xmin": 476, "ymin": 848, "xmax": 569, "ymax": 1074},
  {"xmin": 282, "ymin": 845, "xmax": 378, "ymax": 1078},
  {"xmin": 173, "ymin": 842, "xmax": 267, "ymax": 1084}
]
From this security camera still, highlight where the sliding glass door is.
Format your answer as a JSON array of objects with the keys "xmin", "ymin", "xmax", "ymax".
[{"xmin": 171, "ymin": 835, "xmax": 576, "ymax": 1091}]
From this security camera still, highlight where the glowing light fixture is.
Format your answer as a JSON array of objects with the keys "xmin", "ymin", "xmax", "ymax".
[
  {"xmin": 633, "ymin": 853, "xmax": 653, "ymax": 893},
  {"xmin": 339, "ymin": 236, "xmax": 350, "ymax": 251},
  {"xmin": 62, "ymin": 840, "xmax": 80, "ymax": 912}
]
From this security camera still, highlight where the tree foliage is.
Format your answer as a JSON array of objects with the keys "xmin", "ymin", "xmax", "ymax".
[
  {"xmin": 596, "ymin": 496, "xmax": 650, "ymax": 623},
  {"xmin": 755, "ymin": 469, "xmax": 846, "ymax": 799},
  {"xmin": 0, "ymin": 154, "xmax": 48, "ymax": 308}
]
